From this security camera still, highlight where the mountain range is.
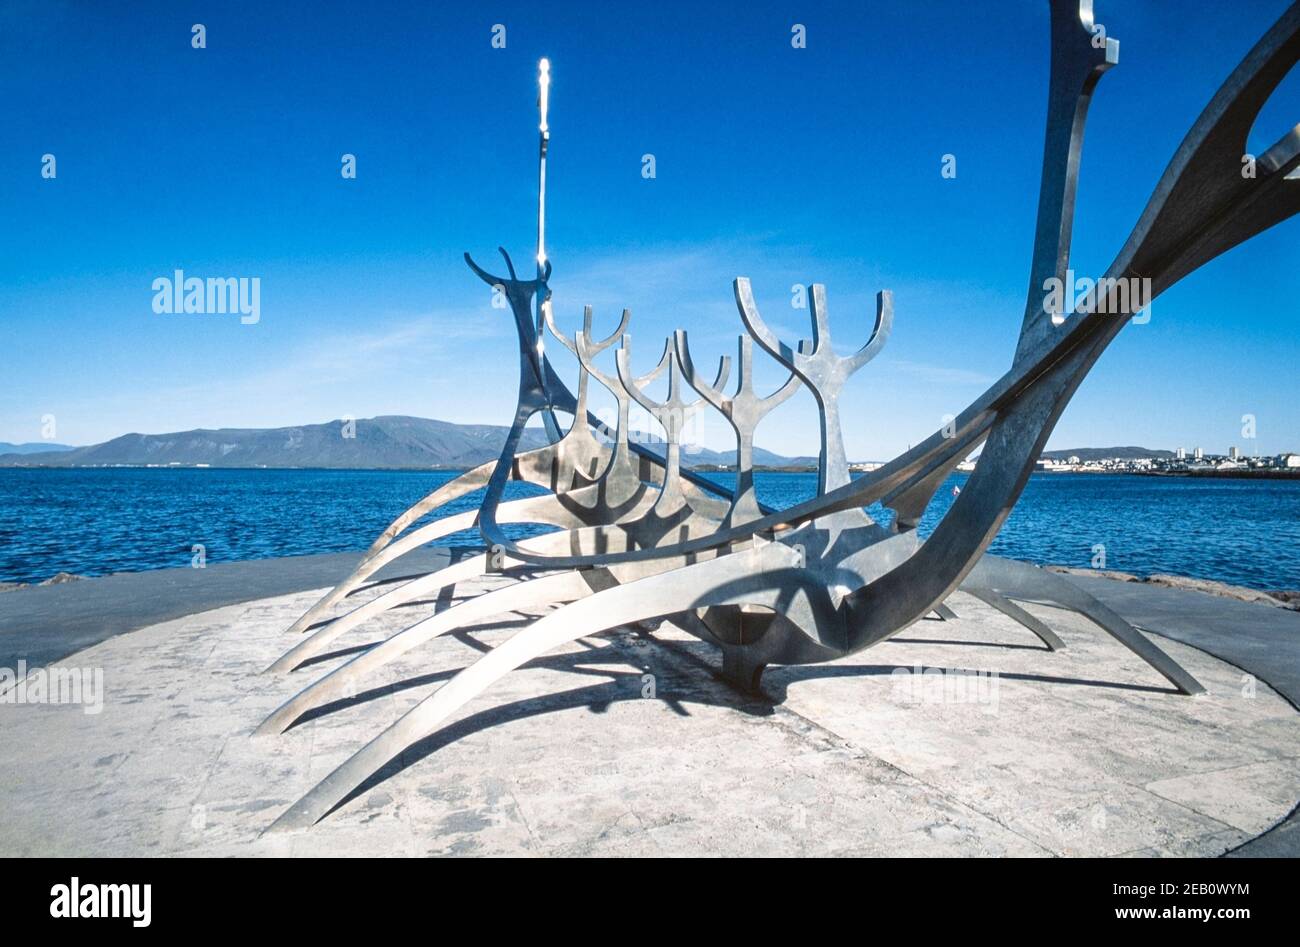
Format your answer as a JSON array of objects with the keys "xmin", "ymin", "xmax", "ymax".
[
  {"xmin": 0, "ymin": 416, "xmax": 816, "ymax": 470},
  {"xmin": 0, "ymin": 420, "xmax": 1178, "ymax": 470},
  {"xmin": 0, "ymin": 442, "xmax": 76, "ymax": 455}
]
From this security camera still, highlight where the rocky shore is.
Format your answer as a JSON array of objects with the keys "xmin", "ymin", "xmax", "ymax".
[
  {"xmin": 0, "ymin": 572, "xmax": 82, "ymax": 594},
  {"xmin": 1046, "ymin": 566, "xmax": 1300, "ymax": 611}
]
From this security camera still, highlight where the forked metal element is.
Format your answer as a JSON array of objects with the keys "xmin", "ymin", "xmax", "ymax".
[
  {"xmin": 735, "ymin": 281, "xmax": 891, "ymax": 495},
  {"xmin": 277, "ymin": 252, "xmax": 733, "ymax": 641},
  {"xmin": 616, "ymin": 335, "xmax": 729, "ymax": 518},
  {"xmin": 675, "ymin": 332, "xmax": 801, "ymax": 526},
  {"xmin": 263, "ymin": 1, "xmax": 1299, "ymax": 830}
]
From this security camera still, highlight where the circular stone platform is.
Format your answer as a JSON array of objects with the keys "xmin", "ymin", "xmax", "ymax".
[{"xmin": 2, "ymin": 574, "xmax": 1297, "ymax": 857}]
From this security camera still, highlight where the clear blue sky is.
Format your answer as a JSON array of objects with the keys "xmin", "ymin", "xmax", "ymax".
[{"xmin": 2, "ymin": 0, "xmax": 1297, "ymax": 458}]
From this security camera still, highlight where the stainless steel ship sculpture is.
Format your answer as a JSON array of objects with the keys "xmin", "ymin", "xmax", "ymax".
[{"xmin": 259, "ymin": 0, "xmax": 1300, "ymax": 830}]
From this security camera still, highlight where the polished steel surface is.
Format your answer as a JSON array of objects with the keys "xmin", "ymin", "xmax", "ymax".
[{"xmin": 264, "ymin": 1, "xmax": 1299, "ymax": 829}]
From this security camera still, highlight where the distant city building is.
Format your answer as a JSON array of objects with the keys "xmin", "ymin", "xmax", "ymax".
[{"xmin": 1033, "ymin": 446, "xmax": 1299, "ymax": 476}]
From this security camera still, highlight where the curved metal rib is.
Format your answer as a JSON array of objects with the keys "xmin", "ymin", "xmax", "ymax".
[
  {"xmin": 256, "ymin": 567, "xmax": 601, "ymax": 736},
  {"xmin": 268, "ymin": 553, "xmax": 492, "ymax": 676},
  {"xmin": 264, "ymin": 505, "xmax": 741, "ymax": 731},
  {"xmin": 283, "ymin": 462, "xmax": 498, "ymax": 635},
  {"xmin": 356, "ymin": 459, "xmax": 496, "ymax": 565},
  {"xmin": 961, "ymin": 586, "xmax": 1066, "ymax": 651},
  {"xmin": 268, "ymin": 484, "xmax": 661, "ymax": 674},
  {"xmin": 282, "ymin": 434, "xmax": 611, "ymax": 636},
  {"xmin": 964, "ymin": 556, "xmax": 1204, "ymax": 695},
  {"xmin": 267, "ymin": 542, "xmax": 814, "ymax": 832}
]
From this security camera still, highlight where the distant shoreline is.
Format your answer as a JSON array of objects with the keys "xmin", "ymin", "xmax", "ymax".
[
  {"xmin": 3, "ymin": 463, "xmax": 1298, "ymax": 481},
  {"xmin": 1027, "ymin": 467, "xmax": 1300, "ymax": 480},
  {"xmin": 1130, "ymin": 468, "xmax": 1300, "ymax": 480}
]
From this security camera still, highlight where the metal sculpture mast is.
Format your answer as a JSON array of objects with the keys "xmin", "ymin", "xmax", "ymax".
[
  {"xmin": 537, "ymin": 57, "xmax": 550, "ymax": 281},
  {"xmin": 536, "ymin": 58, "xmax": 562, "ymax": 443}
]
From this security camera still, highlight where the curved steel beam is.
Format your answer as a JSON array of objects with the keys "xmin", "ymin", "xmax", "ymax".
[
  {"xmin": 267, "ymin": 542, "xmax": 820, "ymax": 831},
  {"xmin": 267, "ymin": 484, "xmax": 663, "ymax": 674},
  {"xmin": 964, "ymin": 556, "xmax": 1204, "ymax": 695},
  {"xmin": 283, "ymin": 461, "xmax": 498, "ymax": 635},
  {"xmin": 962, "ymin": 586, "xmax": 1066, "ymax": 651}
]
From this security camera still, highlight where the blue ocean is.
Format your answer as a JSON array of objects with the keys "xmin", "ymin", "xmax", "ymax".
[{"xmin": 1, "ymin": 468, "xmax": 1297, "ymax": 591}]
